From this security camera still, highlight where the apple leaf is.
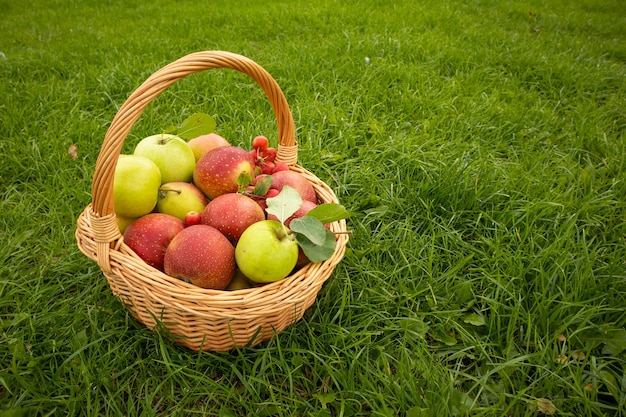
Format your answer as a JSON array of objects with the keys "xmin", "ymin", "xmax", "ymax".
[
  {"xmin": 253, "ymin": 175, "xmax": 273, "ymax": 196},
  {"xmin": 236, "ymin": 171, "xmax": 253, "ymax": 193},
  {"xmin": 162, "ymin": 125, "xmax": 179, "ymax": 135},
  {"xmin": 306, "ymin": 203, "xmax": 350, "ymax": 224},
  {"xmin": 290, "ymin": 216, "xmax": 327, "ymax": 246},
  {"xmin": 266, "ymin": 186, "xmax": 302, "ymax": 225},
  {"xmin": 295, "ymin": 229, "xmax": 336, "ymax": 262},
  {"xmin": 176, "ymin": 113, "xmax": 216, "ymax": 140}
]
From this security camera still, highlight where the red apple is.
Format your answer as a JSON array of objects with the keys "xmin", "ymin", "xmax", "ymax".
[
  {"xmin": 123, "ymin": 213, "xmax": 185, "ymax": 271},
  {"xmin": 184, "ymin": 211, "xmax": 202, "ymax": 227},
  {"xmin": 164, "ymin": 225, "xmax": 236, "ymax": 289},
  {"xmin": 187, "ymin": 133, "xmax": 230, "ymax": 162},
  {"xmin": 201, "ymin": 193, "xmax": 265, "ymax": 244},
  {"xmin": 193, "ymin": 146, "xmax": 256, "ymax": 200},
  {"xmin": 269, "ymin": 170, "xmax": 317, "ymax": 204}
]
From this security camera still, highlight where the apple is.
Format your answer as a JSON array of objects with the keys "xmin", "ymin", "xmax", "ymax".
[
  {"xmin": 156, "ymin": 182, "xmax": 208, "ymax": 221},
  {"xmin": 225, "ymin": 269, "xmax": 252, "ymax": 291},
  {"xmin": 113, "ymin": 154, "xmax": 161, "ymax": 218},
  {"xmin": 164, "ymin": 225, "xmax": 236, "ymax": 289},
  {"xmin": 268, "ymin": 200, "xmax": 318, "ymax": 228},
  {"xmin": 235, "ymin": 220, "xmax": 299, "ymax": 283},
  {"xmin": 193, "ymin": 146, "xmax": 256, "ymax": 199},
  {"xmin": 134, "ymin": 133, "xmax": 196, "ymax": 183},
  {"xmin": 201, "ymin": 192, "xmax": 265, "ymax": 244},
  {"xmin": 184, "ymin": 211, "xmax": 202, "ymax": 227},
  {"xmin": 187, "ymin": 133, "xmax": 230, "ymax": 161},
  {"xmin": 269, "ymin": 170, "xmax": 317, "ymax": 204},
  {"xmin": 123, "ymin": 213, "xmax": 184, "ymax": 271},
  {"xmin": 116, "ymin": 215, "xmax": 137, "ymax": 234}
]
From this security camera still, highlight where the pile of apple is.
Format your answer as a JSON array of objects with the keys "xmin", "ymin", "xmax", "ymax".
[{"xmin": 113, "ymin": 127, "xmax": 346, "ymax": 291}]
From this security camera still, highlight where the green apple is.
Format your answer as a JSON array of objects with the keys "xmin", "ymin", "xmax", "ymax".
[
  {"xmin": 156, "ymin": 181, "xmax": 208, "ymax": 221},
  {"xmin": 113, "ymin": 154, "xmax": 161, "ymax": 218},
  {"xmin": 235, "ymin": 220, "xmax": 299, "ymax": 283},
  {"xmin": 116, "ymin": 215, "xmax": 137, "ymax": 234},
  {"xmin": 134, "ymin": 133, "xmax": 196, "ymax": 183},
  {"xmin": 225, "ymin": 269, "xmax": 252, "ymax": 290}
]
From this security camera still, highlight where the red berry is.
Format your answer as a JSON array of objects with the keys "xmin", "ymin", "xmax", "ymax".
[
  {"xmin": 252, "ymin": 136, "xmax": 269, "ymax": 151},
  {"xmin": 272, "ymin": 162, "xmax": 289, "ymax": 173},
  {"xmin": 265, "ymin": 189, "xmax": 280, "ymax": 199},
  {"xmin": 263, "ymin": 147, "xmax": 277, "ymax": 163},
  {"xmin": 261, "ymin": 161, "xmax": 275, "ymax": 175},
  {"xmin": 253, "ymin": 174, "xmax": 268, "ymax": 184}
]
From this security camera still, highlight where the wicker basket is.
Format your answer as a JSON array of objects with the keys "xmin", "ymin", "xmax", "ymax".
[{"xmin": 75, "ymin": 51, "xmax": 349, "ymax": 352}]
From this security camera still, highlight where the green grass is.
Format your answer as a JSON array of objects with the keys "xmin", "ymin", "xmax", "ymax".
[{"xmin": 1, "ymin": 0, "xmax": 625, "ymax": 415}]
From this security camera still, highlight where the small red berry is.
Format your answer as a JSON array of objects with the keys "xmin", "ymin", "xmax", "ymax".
[
  {"xmin": 261, "ymin": 161, "xmax": 276, "ymax": 175},
  {"xmin": 252, "ymin": 136, "xmax": 269, "ymax": 151},
  {"xmin": 263, "ymin": 147, "xmax": 277, "ymax": 163}
]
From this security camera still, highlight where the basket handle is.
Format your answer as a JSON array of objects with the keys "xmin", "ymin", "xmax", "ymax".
[{"xmin": 91, "ymin": 51, "xmax": 297, "ymax": 218}]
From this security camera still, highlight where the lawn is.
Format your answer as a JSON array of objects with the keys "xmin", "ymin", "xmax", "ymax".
[{"xmin": 1, "ymin": 0, "xmax": 625, "ymax": 415}]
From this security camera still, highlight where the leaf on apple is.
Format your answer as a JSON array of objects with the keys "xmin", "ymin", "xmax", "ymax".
[
  {"xmin": 306, "ymin": 203, "xmax": 350, "ymax": 224},
  {"xmin": 176, "ymin": 113, "xmax": 217, "ymax": 140},
  {"xmin": 290, "ymin": 216, "xmax": 327, "ymax": 246},
  {"xmin": 266, "ymin": 186, "xmax": 302, "ymax": 226},
  {"xmin": 295, "ymin": 228, "xmax": 336, "ymax": 262},
  {"xmin": 236, "ymin": 171, "xmax": 253, "ymax": 192},
  {"xmin": 253, "ymin": 175, "xmax": 273, "ymax": 196}
]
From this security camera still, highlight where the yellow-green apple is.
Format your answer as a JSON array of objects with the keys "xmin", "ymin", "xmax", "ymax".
[
  {"xmin": 200, "ymin": 192, "xmax": 265, "ymax": 244},
  {"xmin": 269, "ymin": 170, "xmax": 317, "ymax": 204},
  {"xmin": 116, "ymin": 215, "xmax": 137, "ymax": 234},
  {"xmin": 156, "ymin": 182, "xmax": 208, "ymax": 221},
  {"xmin": 134, "ymin": 134, "xmax": 196, "ymax": 183},
  {"xmin": 225, "ymin": 269, "xmax": 252, "ymax": 290},
  {"xmin": 193, "ymin": 146, "xmax": 256, "ymax": 199},
  {"xmin": 113, "ymin": 154, "xmax": 161, "ymax": 218},
  {"xmin": 187, "ymin": 133, "xmax": 230, "ymax": 162},
  {"xmin": 123, "ymin": 213, "xmax": 184, "ymax": 272},
  {"xmin": 164, "ymin": 225, "xmax": 236, "ymax": 289},
  {"xmin": 235, "ymin": 220, "xmax": 298, "ymax": 283}
]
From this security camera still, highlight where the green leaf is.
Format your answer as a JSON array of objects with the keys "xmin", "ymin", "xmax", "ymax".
[
  {"xmin": 236, "ymin": 171, "xmax": 253, "ymax": 192},
  {"xmin": 364, "ymin": 205, "xmax": 388, "ymax": 216},
  {"xmin": 598, "ymin": 370, "xmax": 620, "ymax": 402},
  {"xmin": 162, "ymin": 125, "xmax": 179, "ymax": 135},
  {"xmin": 462, "ymin": 313, "xmax": 485, "ymax": 326},
  {"xmin": 407, "ymin": 407, "xmax": 431, "ymax": 417},
  {"xmin": 314, "ymin": 392, "xmax": 336, "ymax": 409},
  {"xmin": 176, "ymin": 113, "xmax": 216, "ymax": 139},
  {"xmin": 601, "ymin": 328, "xmax": 626, "ymax": 355},
  {"xmin": 306, "ymin": 203, "xmax": 350, "ymax": 224},
  {"xmin": 430, "ymin": 328, "xmax": 457, "ymax": 346},
  {"xmin": 290, "ymin": 216, "xmax": 327, "ymax": 246},
  {"xmin": 253, "ymin": 175, "xmax": 273, "ymax": 196},
  {"xmin": 266, "ymin": 186, "xmax": 302, "ymax": 225},
  {"xmin": 296, "ymin": 229, "xmax": 336, "ymax": 262}
]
